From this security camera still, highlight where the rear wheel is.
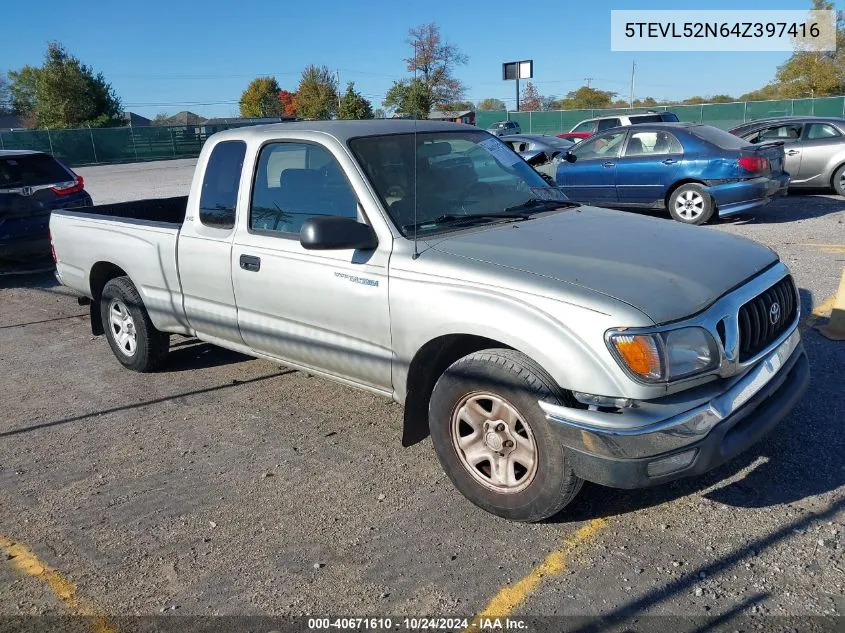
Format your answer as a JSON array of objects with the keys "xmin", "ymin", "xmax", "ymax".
[
  {"xmin": 668, "ymin": 183, "xmax": 714, "ymax": 225},
  {"xmin": 832, "ymin": 164, "xmax": 845, "ymax": 196},
  {"xmin": 429, "ymin": 349, "xmax": 583, "ymax": 522},
  {"xmin": 100, "ymin": 276, "xmax": 169, "ymax": 372}
]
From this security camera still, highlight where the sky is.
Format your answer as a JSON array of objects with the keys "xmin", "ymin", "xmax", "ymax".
[{"xmin": 0, "ymin": 0, "xmax": 824, "ymax": 120}]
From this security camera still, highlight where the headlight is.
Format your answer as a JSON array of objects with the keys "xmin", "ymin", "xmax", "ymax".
[{"xmin": 608, "ymin": 327, "xmax": 720, "ymax": 382}]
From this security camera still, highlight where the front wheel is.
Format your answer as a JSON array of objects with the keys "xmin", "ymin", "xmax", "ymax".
[
  {"xmin": 668, "ymin": 183, "xmax": 715, "ymax": 225},
  {"xmin": 100, "ymin": 276, "xmax": 170, "ymax": 372},
  {"xmin": 832, "ymin": 164, "xmax": 845, "ymax": 196},
  {"xmin": 429, "ymin": 349, "xmax": 583, "ymax": 522}
]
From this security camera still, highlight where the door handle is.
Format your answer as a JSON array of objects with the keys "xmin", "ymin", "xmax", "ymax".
[
  {"xmin": 239, "ymin": 254, "xmax": 261, "ymax": 272},
  {"xmin": 661, "ymin": 158, "xmax": 678, "ymax": 165},
  {"xmin": 785, "ymin": 150, "xmax": 800, "ymax": 155},
  {"xmin": 602, "ymin": 161, "xmax": 615, "ymax": 168}
]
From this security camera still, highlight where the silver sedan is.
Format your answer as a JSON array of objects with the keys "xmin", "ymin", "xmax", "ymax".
[{"xmin": 729, "ymin": 116, "xmax": 845, "ymax": 195}]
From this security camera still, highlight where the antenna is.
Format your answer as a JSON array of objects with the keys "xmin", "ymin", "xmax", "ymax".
[{"xmin": 412, "ymin": 39, "xmax": 420, "ymax": 260}]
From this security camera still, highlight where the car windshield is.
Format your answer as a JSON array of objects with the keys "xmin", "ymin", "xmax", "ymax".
[
  {"xmin": 0, "ymin": 153, "xmax": 73, "ymax": 189},
  {"xmin": 348, "ymin": 130, "xmax": 572, "ymax": 235}
]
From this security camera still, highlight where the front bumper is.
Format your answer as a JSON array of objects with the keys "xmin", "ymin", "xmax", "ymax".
[
  {"xmin": 540, "ymin": 327, "xmax": 809, "ymax": 488},
  {"xmin": 706, "ymin": 173, "xmax": 790, "ymax": 217}
]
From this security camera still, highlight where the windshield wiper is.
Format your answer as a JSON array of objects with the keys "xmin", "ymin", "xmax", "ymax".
[
  {"xmin": 503, "ymin": 198, "xmax": 580, "ymax": 214},
  {"xmin": 402, "ymin": 213, "xmax": 531, "ymax": 232}
]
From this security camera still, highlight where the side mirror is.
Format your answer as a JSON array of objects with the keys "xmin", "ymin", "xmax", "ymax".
[
  {"xmin": 564, "ymin": 151, "xmax": 577, "ymax": 163},
  {"xmin": 300, "ymin": 216, "xmax": 378, "ymax": 251}
]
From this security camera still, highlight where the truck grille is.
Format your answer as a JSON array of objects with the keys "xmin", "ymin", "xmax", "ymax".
[{"xmin": 737, "ymin": 276, "xmax": 797, "ymax": 362}]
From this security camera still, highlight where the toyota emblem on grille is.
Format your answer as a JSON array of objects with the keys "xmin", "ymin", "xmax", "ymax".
[{"xmin": 769, "ymin": 302, "xmax": 781, "ymax": 325}]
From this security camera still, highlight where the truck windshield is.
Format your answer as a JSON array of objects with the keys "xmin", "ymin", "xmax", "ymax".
[{"xmin": 348, "ymin": 130, "xmax": 569, "ymax": 235}]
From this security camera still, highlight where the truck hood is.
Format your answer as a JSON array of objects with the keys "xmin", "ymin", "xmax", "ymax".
[{"xmin": 429, "ymin": 206, "xmax": 778, "ymax": 324}]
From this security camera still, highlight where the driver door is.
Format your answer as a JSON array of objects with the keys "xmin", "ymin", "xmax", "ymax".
[{"xmin": 557, "ymin": 131, "xmax": 626, "ymax": 204}]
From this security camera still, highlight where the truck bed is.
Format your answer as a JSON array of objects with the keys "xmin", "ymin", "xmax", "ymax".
[{"xmin": 70, "ymin": 196, "xmax": 187, "ymax": 225}]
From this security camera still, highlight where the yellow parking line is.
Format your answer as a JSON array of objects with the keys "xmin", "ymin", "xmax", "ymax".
[
  {"xmin": 0, "ymin": 534, "xmax": 116, "ymax": 633},
  {"xmin": 801, "ymin": 295, "xmax": 836, "ymax": 333},
  {"xmin": 462, "ymin": 518, "xmax": 607, "ymax": 632},
  {"xmin": 795, "ymin": 243, "xmax": 845, "ymax": 255}
]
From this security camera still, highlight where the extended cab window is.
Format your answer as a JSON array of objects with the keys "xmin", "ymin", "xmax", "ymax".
[
  {"xmin": 250, "ymin": 142, "xmax": 358, "ymax": 235},
  {"xmin": 199, "ymin": 141, "xmax": 246, "ymax": 230},
  {"xmin": 596, "ymin": 118, "xmax": 621, "ymax": 132}
]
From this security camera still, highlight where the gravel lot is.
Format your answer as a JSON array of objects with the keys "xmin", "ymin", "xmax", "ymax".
[{"xmin": 1, "ymin": 160, "xmax": 843, "ymax": 630}]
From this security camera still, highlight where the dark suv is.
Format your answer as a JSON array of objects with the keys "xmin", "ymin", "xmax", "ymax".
[{"xmin": 0, "ymin": 150, "xmax": 92, "ymax": 261}]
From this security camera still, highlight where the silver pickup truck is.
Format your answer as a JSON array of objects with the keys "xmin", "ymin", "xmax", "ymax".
[{"xmin": 50, "ymin": 120, "xmax": 810, "ymax": 522}]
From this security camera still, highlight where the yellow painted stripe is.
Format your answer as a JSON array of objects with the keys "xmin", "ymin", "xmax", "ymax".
[
  {"xmin": 801, "ymin": 295, "xmax": 836, "ymax": 333},
  {"xmin": 795, "ymin": 243, "xmax": 845, "ymax": 255},
  {"xmin": 0, "ymin": 534, "xmax": 117, "ymax": 633},
  {"xmin": 462, "ymin": 518, "xmax": 607, "ymax": 632}
]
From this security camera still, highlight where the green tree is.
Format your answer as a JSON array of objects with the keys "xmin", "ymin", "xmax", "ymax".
[
  {"xmin": 239, "ymin": 76, "xmax": 283, "ymax": 118},
  {"xmin": 294, "ymin": 65, "xmax": 338, "ymax": 120},
  {"xmin": 477, "ymin": 97, "xmax": 506, "ymax": 111},
  {"xmin": 338, "ymin": 81, "xmax": 373, "ymax": 119},
  {"xmin": 559, "ymin": 86, "xmax": 616, "ymax": 109},
  {"xmin": 383, "ymin": 78, "xmax": 432, "ymax": 119},
  {"xmin": 520, "ymin": 81, "xmax": 543, "ymax": 111},
  {"xmin": 775, "ymin": 52, "xmax": 838, "ymax": 97},
  {"xmin": 151, "ymin": 113, "xmax": 171, "ymax": 126},
  {"xmin": 440, "ymin": 100, "xmax": 474, "ymax": 112},
  {"xmin": 708, "ymin": 94, "xmax": 735, "ymax": 103},
  {"xmin": 8, "ymin": 43, "xmax": 122, "ymax": 129}
]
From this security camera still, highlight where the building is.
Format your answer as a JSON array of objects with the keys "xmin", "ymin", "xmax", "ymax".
[
  {"xmin": 157, "ymin": 111, "xmax": 207, "ymax": 127},
  {"xmin": 428, "ymin": 110, "xmax": 476, "ymax": 125},
  {"xmin": 123, "ymin": 112, "xmax": 151, "ymax": 127}
]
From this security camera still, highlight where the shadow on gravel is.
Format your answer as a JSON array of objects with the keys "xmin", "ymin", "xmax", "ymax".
[
  {"xmin": 0, "ymin": 369, "xmax": 295, "ymax": 439},
  {"xmin": 565, "ymin": 500, "xmax": 843, "ymax": 633},
  {"xmin": 161, "ymin": 341, "xmax": 254, "ymax": 372}
]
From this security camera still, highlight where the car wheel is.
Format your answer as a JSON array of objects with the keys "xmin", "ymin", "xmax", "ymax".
[
  {"xmin": 100, "ymin": 276, "xmax": 169, "ymax": 372},
  {"xmin": 832, "ymin": 164, "xmax": 845, "ymax": 196},
  {"xmin": 429, "ymin": 348, "xmax": 583, "ymax": 522},
  {"xmin": 668, "ymin": 183, "xmax": 714, "ymax": 225}
]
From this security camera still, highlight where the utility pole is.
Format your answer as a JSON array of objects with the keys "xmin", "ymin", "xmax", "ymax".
[
  {"xmin": 629, "ymin": 60, "xmax": 636, "ymax": 109},
  {"xmin": 336, "ymin": 69, "xmax": 342, "ymax": 113},
  {"xmin": 585, "ymin": 77, "xmax": 593, "ymax": 88}
]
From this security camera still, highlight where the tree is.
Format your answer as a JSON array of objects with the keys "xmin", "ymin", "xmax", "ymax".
[
  {"xmin": 7, "ymin": 43, "xmax": 122, "ymax": 129},
  {"xmin": 477, "ymin": 97, "xmax": 506, "ymax": 111},
  {"xmin": 278, "ymin": 89, "xmax": 297, "ymax": 117},
  {"xmin": 708, "ymin": 94, "xmax": 735, "ymax": 103},
  {"xmin": 520, "ymin": 81, "xmax": 543, "ymax": 111},
  {"xmin": 559, "ymin": 86, "xmax": 616, "ymax": 109},
  {"xmin": 775, "ymin": 52, "xmax": 838, "ymax": 97},
  {"xmin": 541, "ymin": 95, "xmax": 559, "ymax": 111},
  {"xmin": 0, "ymin": 76, "xmax": 9, "ymax": 114},
  {"xmin": 294, "ymin": 65, "xmax": 338, "ymax": 120},
  {"xmin": 151, "ymin": 113, "xmax": 171, "ymax": 126},
  {"xmin": 383, "ymin": 78, "xmax": 432, "ymax": 119},
  {"xmin": 239, "ymin": 77, "xmax": 283, "ymax": 118},
  {"xmin": 385, "ymin": 22, "xmax": 468, "ymax": 118},
  {"xmin": 338, "ymin": 81, "xmax": 373, "ymax": 119},
  {"xmin": 374, "ymin": 108, "xmax": 387, "ymax": 119},
  {"xmin": 440, "ymin": 100, "xmax": 474, "ymax": 112}
]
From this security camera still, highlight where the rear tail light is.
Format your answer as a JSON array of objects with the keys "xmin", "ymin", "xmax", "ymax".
[
  {"xmin": 51, "ymin": 174, "xmax": 84, "ymax": 196},
  {"xmin": 738, "ymin": 156, "xmax": 769, "ymax": 173},
  {"xmin": 49, "ymin": 229, "xmax": 57, "ymax": 263}
]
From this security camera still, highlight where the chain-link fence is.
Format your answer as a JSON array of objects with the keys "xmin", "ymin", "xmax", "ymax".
[
  {"xmin": 475, "ymin": 96, "xmax": 845, "ymax": 134},
  {"xmin": 0, "ymin": 120, "xmax": 280, "ymax": 167}
]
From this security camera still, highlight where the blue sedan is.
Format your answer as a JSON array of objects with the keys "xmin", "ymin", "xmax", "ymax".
[{"xmin": 554, "ymin": 123, "xmax": 790, "ymax": 224}]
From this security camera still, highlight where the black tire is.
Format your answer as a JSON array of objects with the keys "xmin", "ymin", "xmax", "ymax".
[
  {"xmin": 429, "ymin": 348, "xmax": 583, "ymax": 522},
  {"xmin": 100, "ymin": 276, "xmax": 169, "ymax": 372},
  {"xmin": 668, "ymin": 183, "xmax": 715, "ymax": 225},
  {"xmin": 832, "ymin": 164, "xmax": 845, "ymax": 196}
]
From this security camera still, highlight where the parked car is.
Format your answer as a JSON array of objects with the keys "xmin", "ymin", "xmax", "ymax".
[
  {"xmin": 555, "ymin": 123, "xmax": 789, "ymax": 224},
  {"xmin": 486, "ymin": 120, "xmax": 521, "ymax": 136},
  {"xmin": 557, "ymin": 111, "xmax": 681, "ymax": 142},
  {"xmin": 0, "ymin": 150, "xmax": 91, "ymax": 262},
  {"xmin": 729, "ymin": 116, "xmax": 845, "ymax": 195},
  {"xmin": 50, "ymin": 120, "xmax": 808, "ymax": 522}
]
